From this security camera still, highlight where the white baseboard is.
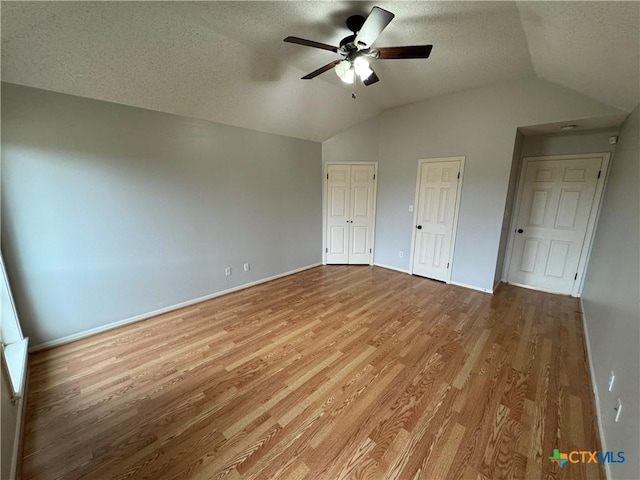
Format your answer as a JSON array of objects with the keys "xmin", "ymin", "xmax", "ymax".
[
  {"xmin": 373, "ymin": 263, "xmax": 410, "ymax": 274},
  {"xmin": 29, "ymin": 263, "xmax": 321, "ymax": 352},
  {"xmin": 449, "ymin": 280, "xmax": 493, "ymax": 294},
  {"xmin": 580, "ymin": 298, "xmax": 610, "ymax": 480},
  {"xmin": 372, "ymin": 266, "xmax": 493, "ymax": 295},
  {"xmin": 506, "ymin": 281, "xmax": 576, "ymax": 297}
]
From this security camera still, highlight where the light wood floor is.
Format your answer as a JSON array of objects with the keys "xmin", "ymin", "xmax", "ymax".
[{"xmin": 22, "ymin": 266, "xmax": 603, "ymax": 480}]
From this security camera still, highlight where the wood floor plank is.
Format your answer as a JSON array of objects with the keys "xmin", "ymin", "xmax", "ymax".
[{"xmin": 21, "ymin": 266, "xmax": 604, "ymax": 480}]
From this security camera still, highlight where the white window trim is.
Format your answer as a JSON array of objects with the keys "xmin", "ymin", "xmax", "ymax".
[{"xmin": 1, "ymin": 255, "xmax": 28, "ymax": 399}]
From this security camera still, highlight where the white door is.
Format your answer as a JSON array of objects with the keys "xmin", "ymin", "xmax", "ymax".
[
  {"xmin": 507, "ymin": 156, "xmax": 603, "ymax": 294},
  {"xmin": 348, "ymin": 166, "xmax": 376, "ymax": 264},
  {"xmin": 326, "ymin": 164, "xmax": 376, "ymax": 264},
  {"xmin": 326, "ymin": 165, "xmax": 351, "ymax": 264},
  {"xmin": 411, "ymin": 159, "xmax": 462, "ymax": 281}
]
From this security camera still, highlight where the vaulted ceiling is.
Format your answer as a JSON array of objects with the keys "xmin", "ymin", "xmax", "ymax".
[{"xmin": 2, "ymin": 1, "xmax": 639, "ymax": 142}]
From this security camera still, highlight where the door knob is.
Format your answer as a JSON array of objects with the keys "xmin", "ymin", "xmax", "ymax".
[
  {"xmin": 416, "ymin": 225, "xmax": 422, "ymax": 230},
  {"xmin": 517, "ymin": 228, "xmax": 524, "ymax": 234}
]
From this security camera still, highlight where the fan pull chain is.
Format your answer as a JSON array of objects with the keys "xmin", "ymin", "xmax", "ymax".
[{"xmin": 352, "ymin": 77, "xmax": 357, "ymax": 100}]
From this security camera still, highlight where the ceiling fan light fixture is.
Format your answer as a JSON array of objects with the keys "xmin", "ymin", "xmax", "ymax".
[
  {"xmin": 354, "ymin": 56, "xmax": 373, "ymax": 81},
  {"xmin": 335, "ymin": 60, "xmax": 355, "ymax": 84}
]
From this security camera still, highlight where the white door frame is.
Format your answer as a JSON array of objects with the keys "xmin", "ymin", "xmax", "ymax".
[
  {"xmin": 322, "ymin": 162, "xmax": 378, "ymax": 265},
  {"xmin": 409, "ymin": 156, "xmax": 465, "ymax": 283},
  {"xmin": 503, "ymin": 152, "xmax": 611, "ymax": 297}
]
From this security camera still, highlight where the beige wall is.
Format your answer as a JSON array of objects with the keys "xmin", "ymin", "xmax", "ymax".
[
  {"xmin": 323, "ymin": 77, "xmax": 624, "ymax": 291},
  {"xmin": 582, "ymin": 106, "xmax": 639, "ymax": 480},
  {"xmin": 1, "ymin": 83, "xmax": 322, "ymax": 347}
]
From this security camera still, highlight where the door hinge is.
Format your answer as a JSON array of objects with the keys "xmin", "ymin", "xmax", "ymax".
[
  {"xmin": 373, "ymin": 173, "xmax": 376, "ymax": 180},
  {"xmin": 574, "ymin": 272, "xmax": 578, "ymax": 280},
  {"xmin": 597, "ymin": 170, "xmax": 601, "ymax": 179},
  {"xmin": 326, "ymin": 248, "xmax": 328, "ymax": 253},
  {"xmin": 327, "ymin": 173, "xmax": 329, "ymax": 179},
  {"xmin": 447, "ymin": 262, "xmax": 450, "ymax": 269},
  {"xmin": 457, "ymin": 172, "xmax": 460, "ymax": 179},
  {"xmin": 370, "ymin": 248, "xmax": 372, "ymax": 253}
]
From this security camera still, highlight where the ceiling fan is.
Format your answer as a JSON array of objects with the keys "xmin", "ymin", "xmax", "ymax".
[{"xmin": 284, "ymin": 6, "xmax": 432, "ymax": 97}]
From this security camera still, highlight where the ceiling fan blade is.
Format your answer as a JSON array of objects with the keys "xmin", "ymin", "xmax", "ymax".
[
  {"xmin": 363, "ymin": 70, "xmax": 379, "ymax": 86},
  {"xmin": 301, "ymin": 60, "xmax": 341, "ymax": 80},
  {"xmin": 284, "ymin": 36, "xmax": 338, "ymax": 53},
  {"xmin": 375, "ymin": 45, "xmax": 433, "ymax": 59},
  {"xmin": 354, "ymin": 6, "xmax": 395, "ymax": 50}
]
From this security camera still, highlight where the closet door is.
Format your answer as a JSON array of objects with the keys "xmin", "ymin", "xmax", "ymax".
[
  {"xmin": 348, "ymin": 165, "xmax": 376, "ymax": 264},
  {"xmin": 326, "ymin": 165, "xmax": 351, "ymax": 264},
  {"xmin": 326, "ymin": 164, "xmax": 376, "ymax": 265}
]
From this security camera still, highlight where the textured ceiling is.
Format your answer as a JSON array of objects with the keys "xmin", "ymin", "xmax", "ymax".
[
  {"xmin": 517, "ymin": 1, "xmax": 640, "ymax": 113},
  {"xmin": 2, "ymin": 1, "xmax": 639, "ymax": 142}
]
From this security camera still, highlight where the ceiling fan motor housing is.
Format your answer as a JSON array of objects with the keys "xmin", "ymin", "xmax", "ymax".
[
  {"xmin": 346, "ymin": 14, "xmax": 366, "ymax": 33},
  {"xmin": 339, "ymin": 34, "xmax": 357, "ymax": 49}
]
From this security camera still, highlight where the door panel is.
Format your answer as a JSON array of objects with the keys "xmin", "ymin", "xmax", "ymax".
[
  {"xmin": 433, "ymin": 234, "xmax": 445, "ymax": 268},
  {"xmin": 545, "ymin": 241, "xmax": 570, "ymax": 278},
  {"xmin": 351, "ymin": 226, "xmax": 369, "ymax": 255},
  {"xmin": 508, "ymin": 157, "xmax": 601, "ymax": 294},
  {"xmin": 352, "ymin": 187, "xmax": 371, "ymax": 218},
  {"xmin": 330, "ymin": 187, "xmax": 348, "ymax": 217},
  {"xmin": 412, "ymin": 160, "xmax": 461, "ymax": 281},
  {"xmin": 528, "ymin": 190, "xmax": 550, "ymax": 225},
  {"xmin": 520, "ymin": 238, "xmax": 540, "ymax": 272},
  {"xmin": 555, "ymin": 189, "xmax": 581, "ymax": 228},
  {"xmin": 329, "ymin": 227, "xmax": 347, "ymax": 255},
  {"xmin": 418, "ymin": 232, "xmax": 431, "ymax": 265}
]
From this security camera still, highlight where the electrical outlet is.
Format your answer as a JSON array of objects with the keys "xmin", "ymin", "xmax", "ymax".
[
  {"xmin": 615, "ymin": 398, "xmax": 622, "ymax": 422},
  {"xmin": 399, "ymin": 251, "xmax": 404, "ymax": 258},
  {"xmin": 408, "ymin": 205, "xmax": 414, "ymax": 212},
  {"xmin": 225, "ymin": 267, "xmax": 232, "ymax": 277},
  {"xmin": 243, "ymin": 263, "xmax": 250, "ymax": 272},
  {"xmin": 609, "ymin": 371, "xmax": 615, "ymax": 391}
]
